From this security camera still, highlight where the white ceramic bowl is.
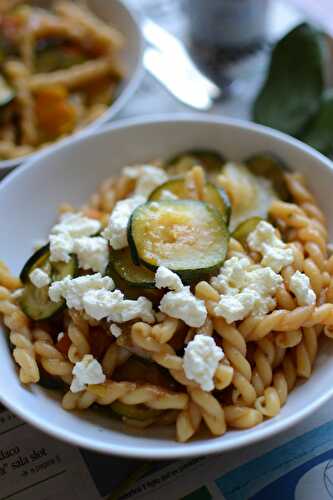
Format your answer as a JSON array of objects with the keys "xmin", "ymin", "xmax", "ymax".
[
  {"xmin": 1, "ymin": 115, "xmax": 333, "ymax": 459},
  {"xmin": 0, "ymin": 0, "xmax": 143, "ymax": 175}
]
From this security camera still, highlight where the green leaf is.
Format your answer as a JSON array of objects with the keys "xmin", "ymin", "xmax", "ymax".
[
  {"xmin": 300, "ymin": 89, "xmax": 333, "ymax": 155},
  {"xmin": 253, "ymin": 23, "xmax": 325, "ymax": 136}
]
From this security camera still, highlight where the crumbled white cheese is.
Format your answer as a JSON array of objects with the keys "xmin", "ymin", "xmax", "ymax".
[
  {"xmin": 289, "ymin": 271, "xmax": 316, "ymax": 306},
  {"xmin": 29, "ymin": 268, "xmax": 50, "ymax": 288},
  {"xmin": 83, "ymin": 289, "xmax": 123, "ymax": 321},
  {"xmin": 210, "ymin": 255, "xmax": 252, "ymax": 294},
  {"xmin": 183, "ymin": 335, "xmax": 224, "ymax": 391},
  {"xmin": 211, "ymin": 255, "xmax": 282, "ymax": 323},
  {"xmin": 123, "ymin": 165, "xmax": 168, "ymax": 197},
  {"xmin": 214, "ymin": 291, "xmax": 257, "ymax": 324},
  {"xmin": 110, "ymin": 323, "xmax": 122, "ymax": 338},
  {"xmin": 51, "ymin": 212, "xmax": 101, "ymax": 238},
  {"xmin": 159, "ymin": 286, "xmax": 207, "ymax": 327},
  {"xmin": 49, "ymin": 233, "xmax": 74, "ymax": 263},
  {"xmin": 155, "ymin": 266, "xmax": 183, "ymax": 292},
  {"xmin": 57, "ymin": 332, "xmax": 64, "ymax": 342},
  {"xmin": 70, "ymin": 354, "xmax": 105, "ymax": 393},
  {"xmin": 73, "ymin": 236, "xmax": 109, "ymax": 273},
  {"xmin": 247, "ymin": 221, "xmax": 294, "ymax": 272},
  {"xmin": 102, "ymin": 196, "xmax": 145, "ymax": 250},
  {"xmin": 108, "ymin": 296, "xmax": 155, "ymax": 324},
  {"xmin": 48, "ymin": 273, "xmax": 114, "ymax": 309}
]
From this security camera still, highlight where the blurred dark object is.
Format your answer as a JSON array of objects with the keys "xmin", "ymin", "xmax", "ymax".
[{"xmin": 184, "ymin": 0, "xmax": 271, "ymax": 88}]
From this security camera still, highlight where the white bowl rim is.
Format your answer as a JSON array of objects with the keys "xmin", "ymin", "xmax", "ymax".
[
  {"xmin": 1, "ymin": 113, "xmax": 333, "ymax": 459},
  {"xmin": 0, "ymin": 0, "xmax": 144, "ymax": 172}
]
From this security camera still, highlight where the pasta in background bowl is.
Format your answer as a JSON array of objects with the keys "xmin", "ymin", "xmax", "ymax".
[
  {"xmin": 0, "ymin": 0, "xmax": 143, "ymax": 173},
  {"xmin": 0, "ymin": 115, "xmax": 333, "ymax": 458}
]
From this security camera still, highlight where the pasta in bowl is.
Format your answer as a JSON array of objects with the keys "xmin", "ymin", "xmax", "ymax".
[
  {"xmin": 0, "ymin": 116, "xmax": 333, "ymax": 457},
  {"xmin": 0, "ymin": 0, "xmax": 142, "ymax": 170}
]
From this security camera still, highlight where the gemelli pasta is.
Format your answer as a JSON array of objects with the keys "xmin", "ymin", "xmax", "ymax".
[{"xmin": 1, "ymin": 150, "xmax": 333, "ymax": 443}]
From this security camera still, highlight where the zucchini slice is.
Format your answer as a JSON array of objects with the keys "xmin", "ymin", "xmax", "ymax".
[
  {"xmin": 19, "ymin": 244, "xmax": 77, "ymax": 321},
  {"xmin": 106, "ymin": 259, "xmax": 162, "ymax": 305},
  {"xmin": 166, "ymin": 149, "xmax": 225, "ymax": 181},
  {"xmin": 113, "ymin": 355, "xmax": 179, "ymax": 390},
  {"xmin": 0, "ymin": 75, "xmax": 15, "ymax": 107},
  {"xmin": 149, "ymin": 178, "xmax": 231, "ymax": 225},
  {"xmin": 128, "ymin": 200, "xmax": 229, "ymax": 282},
  {"xmin": 245, "ymin": 153, "xmax": 290, "ymax": 201},
  {"xmin": 109, "ymin": 247, "xmax": 156, "ymax": 289},
  {"xmin": 110, "ymin": 401, "xmax": 161, "ymax": 421},
  {"xmin": 232, "ymin": 217, "xmax": 264, "ymax": 248},
  {"xmin": 219, "ymin": 162, "xmax": 280, "ymax": 230}
]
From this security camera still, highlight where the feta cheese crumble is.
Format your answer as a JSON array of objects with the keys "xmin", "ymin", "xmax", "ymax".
[
  {"xmin": 159, "ymin": 286, "xmax": 207, "ymax": 327},
  {"xmin": 49, "ymin": 232, "xmax": 74, "ymax": 263},
  {"xmin": 83, "ymin": 289, "xmax": 124, "ymax": 321},
  {"xmin": 48, "ymin": 273, "xmax": 114, "ymax": 309},
  {"xmin": 123, "ymin": 165, "xmax": 168, "ymax": 198},
  {"xmin": 108, "ymin": 296, "xmax": 155, "ymax": 324},
  {"xmin": 110, "ymin": 324, "xmax": 122, "ymax": 338},
  {"xmin": 50, "ymin": 213, "xmax": 105, "ymax": 265},
  {"xmin": 211, "ymin": 255, "xmax": 283, "ymax": 323},
  {"xmin": 155, "ymin": 266, "xmax": 183, "ymax": 292},
  {"xmin": 247, "ymin": 221, "xmax": 294, "ymax": 272},
  {"xmin": 73, "ymin": 236, "xmax": 109, "ymax": 273},
  {"xmin": 289, "ymin": 271, "xmax": 316, "ymax": 306},
  {"xmin": 214, "ymin": 291, "xmax": 257, "ymax": 324},
  {"xmin": 183, "ymin": 335, "xmax": 224, "ymax": 391},
  {"xmin": 70, "ymin": 354, "xmax": 105, "ymax": 393},
  {"xmin": 51, "ymin": 212, "xmax": 101, "ymax": 238},
  {"xmin": 29, "ymin": 268, "xmax": 50, "ymax": 288},
  {"xmin": 102, "ymin": 196, "xmax": 145, "ymax": 250}
]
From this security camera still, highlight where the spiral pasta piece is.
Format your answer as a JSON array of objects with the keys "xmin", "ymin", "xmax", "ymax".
[
  {"xmin": 214, "ymin": 318, "xmax": 256, "ymax": 405},
  {"xmin": 0, "ymin": 286, "xmax": 39, "ymax": 383}
]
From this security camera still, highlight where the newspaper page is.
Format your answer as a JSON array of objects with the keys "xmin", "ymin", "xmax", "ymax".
[{"xmin": 2, "ymin": 1, "xmax": 332, "ymax": 499}]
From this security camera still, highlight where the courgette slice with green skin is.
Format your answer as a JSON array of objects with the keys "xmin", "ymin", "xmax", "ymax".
[
  {"xmin": 19, "ymin": 244, "xmax": 77, "ymax": 321},
  {"xmin": 232, "ymin": 217, "xmax": 264, "ymax": 248},
  {"xmin": 128, "ymin": 200, "xmax": 229, "ymax": 283},
  {"xmin": 0, "ymin": 75, "xmax": 15, "ymax": 108},
  {"xmin": 245, "ymin": 153, "xmax": 290, "ymax": 201},
  {"xmin": 109, "ymin": 247, "xmax": 156, "ymax": 288},
  {"xmin": 110, "ymin": 401, "xmax": 161, "ymax": 421},
  {"xmin": 166, "ymin": 149, "xmax": 225, "ymax": 181},
  {"xmin": 38, "ymin": 367, "xmax": 65, "ymax": 390},
  {"xmin": 106, "ymin": 261, "xmax": 162, "ymax": 305},
  {"xmin": 149, "ymin": 178, "xmax": 231, "ymax": 225},
  {"xmin": 113, "ymin": 355, "xmax": 179, "ymax": 391}
]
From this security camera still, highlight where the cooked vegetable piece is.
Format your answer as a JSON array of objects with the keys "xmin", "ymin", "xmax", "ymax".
[
  {"xmin": 219, "ymin": 162, "xmax": 279, "ymax": 230},
  {"xmin": 109, "ymin": 247, "xmax": 156, "ymax": 288},
  {"xmin": 110, "ymin": 401, "xmax": 161, "ymax": 421},
  {"xmin": 166, "ymin": 149, "xmax": 225, "ymax": 181},
  {"xmin": 128, "ymin": 200, "xmax": 229, "ymax": 282},
  {"xmin": 113, "ymin": 355, "xmax": 179, "ymax": 390},
  {"xmin": 35, "ymin": 85, "xmax": 77, "ymax": 140},
  {"xmin": 56, "ymin": 333, "xmax": 71, "ymax": 357},
  {"xmin": 149, "ymin": 178, "xmax": 231, "ymax": 225},
  {"xmin": 245, "ymin": 153, "xmax": 290, "ymax": 200},
  {"xmin": 38, "ymin": 366, "xmax": 65, "ymax": 390},
  {"xmin": 232, "ymin": 217, "xmax": 264, "ymax": 248},
  {"xmin": 0, "ymin": 74, "xmax": 15, "ymax": 107},
  {"xmin": 35, "ymin": 46, "xmax": 86, "ymax": 73},
  {"xmin": 19, "ymin": 244, "xmax": 77, "ymax": 321},
  {"xmin": 253, "ymin": 23, "xmax": 325, "ymax": 136},
  {"xmin": 106, "ymin": 261, "xmax": 162, "ymax": 305}
]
